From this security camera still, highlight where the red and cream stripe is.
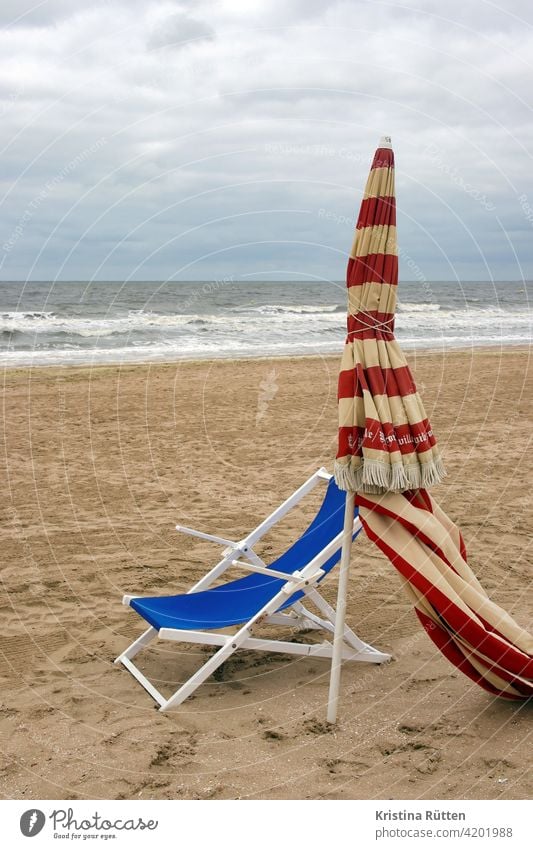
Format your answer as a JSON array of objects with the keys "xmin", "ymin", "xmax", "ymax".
[
  {"xmin": 333, "ymin": 139, "xmax": 532, "ymax": 703},
  {"xmin": 357, "ymin": 490, "xmax": 533, "ymax": 699},
  {"xmin": 335, "ymin": 138, "xmax": 445, "ymax": 494}
]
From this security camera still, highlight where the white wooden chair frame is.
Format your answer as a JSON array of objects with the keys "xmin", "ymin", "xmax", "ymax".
[{"xmin": 115, "ymin": 468, "xmax": 390, "ymax": 711}]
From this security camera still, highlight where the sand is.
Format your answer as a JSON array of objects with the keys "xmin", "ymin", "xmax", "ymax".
[{"xmin": 1, "ymin": 346, "xmax": 531, "ymax": 800}]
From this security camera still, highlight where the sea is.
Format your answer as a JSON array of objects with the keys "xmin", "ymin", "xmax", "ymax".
[{"xmin": 0, "ymin": 279, "xmax": 531, "ymax": 367}]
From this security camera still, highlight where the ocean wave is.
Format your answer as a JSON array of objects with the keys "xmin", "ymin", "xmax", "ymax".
[
  {"xmin": 0, "ymin": 335, "xmax": 347, "ymax": 366},
  {"xmin": 1, "ymin": 307, "xmax": 530, "ymax": 345},
  {"xmin": 0, "ymin": 307, "xmax": 346, "ymax": 337},
  {"xmin": 1, "ymin": 310, "xmax": 56, "ymax": 321},
  {"xmin": 1, "ymin": 330, "xmax": 530, "ymax": 368},
  {"xmin": 1, "ymin": 297, "xmax": 531, "ymax": 366},
  {"xmin": 396, "ymin": 307, "xmax": 531, "ymax": 331},
  {"xmin": 0, "ymin": 310, "xmax": 219, "ymax": 337},
  {"xmin": 230, "ymin": 303, "xmax": 344, "ymax": 315},
  {"xmin": 397, "ymin": 302, "xmax": 440, "ymax": 312}
]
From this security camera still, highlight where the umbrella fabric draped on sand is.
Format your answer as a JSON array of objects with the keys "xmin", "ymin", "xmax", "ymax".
[
  {"xmin": 358, "ymin": 489, "xmax": 533, "ymax": 700},
  {"xmin": 327, "ymin": 137, "xmax": 532, "ymax": 722}
]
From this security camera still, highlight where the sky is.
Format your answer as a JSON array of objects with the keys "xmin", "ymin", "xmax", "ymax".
[{"xmin": 0, "ymin": 0, "xmax": 532, "ymax": 282}]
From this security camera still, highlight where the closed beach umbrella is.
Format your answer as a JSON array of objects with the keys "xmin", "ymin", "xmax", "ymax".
[
  {"xmin": 334, "ymin": 135, "xmax": 445, "ymax": 493},
  {"xmin": 327, "ymin": 137, "xmax": 532, "ymax": 722}
]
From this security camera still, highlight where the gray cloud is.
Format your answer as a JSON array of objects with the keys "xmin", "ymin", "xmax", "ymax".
[
  {"xmin": 0, "ymin": 1, "xmax": 74, "ymax": 28},
  {"xmin": 0, "ymin": 0, "xmax": 532, "ymax": 281},
  {"xmin": 147, "ymin": 10, "xmax": 215, "ymax": 50}
]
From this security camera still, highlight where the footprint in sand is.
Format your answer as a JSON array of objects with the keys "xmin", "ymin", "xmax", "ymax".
[
  {"xmin": 149, "ymin": 731, "xmax": 198, "ymax": 768},
  {"xmin": 481, "ymin": 757, "xmax": 516, "ymax": 777},
  {"xmin": 191, "ymin": 784, "xmax": 225, "ymax": 799},
  {"xmin": 302, "ymin": 718, "xmax": 333, "ymax": 735},
  {"xmin": 398, "ymin": 717, "xmax": 474, "ymax": 740},
  {"xmin": 321, "ymin": 757, "xmax": 370, "ymax": 778},
  {"xmin": 397, "ymin": 722, "xmax": 426, "ymax": 735},
  {"xmin": 379, "ymin": 740, "xmax": 442, "ymax": 775},
  {"xmin": 262, "ymin": 728, "xmax": 287, "ymax": 741},
  {"xmin": 405, "ymin": 674, "xmax": 449, "ymax": 692}
]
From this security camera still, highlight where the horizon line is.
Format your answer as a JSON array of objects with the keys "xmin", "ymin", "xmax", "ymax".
[{"xmin": 0, "ymin": 278, "xmax": 531, "ymax": 285}]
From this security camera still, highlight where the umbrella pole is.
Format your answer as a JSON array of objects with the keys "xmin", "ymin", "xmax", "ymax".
[{"xmin": 326, "ymin": 490, "xmax": 355, "ymax": 724}]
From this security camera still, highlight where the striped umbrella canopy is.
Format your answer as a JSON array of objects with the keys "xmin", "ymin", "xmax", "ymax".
[
  {"xmin": 334, "ymin": 136, "xmax": 445, "ymax": 494},
  {"xmin": 358, "ymin": 489, "xmax": 533, "ymax": 700},
  {"xmin": 327, "ymin": 137, "xmax": 532, "ymax": 722}
]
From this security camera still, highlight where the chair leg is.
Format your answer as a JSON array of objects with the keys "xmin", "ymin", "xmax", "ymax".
[
  {"xmin": 114, "ymin": 626, "xmax": 158, "ymax": 663},
  {"xmin": 160, "ymin": 582, "xmax": 310, "ymax": 710},
  {"xmin": 114, "ymin": 627, "xmax": 167, "ymax": 706},
  {"xmin": 115, "ymin": 623, "xmax": 226, "ymax": 709},
  {"xmin": 293, "ymin": 601, "xmax": 334, "ymax": 633},
  {"xmin": 265, "ymin": 608, "xmax": 323, "ymax": 631},
  {"xmin": 304, "ymin": 588, "xmax": 391, "ymax": 662},
  {"xmin": 159, "ymin": 637, "xmax": 239, "ymax": 711}
]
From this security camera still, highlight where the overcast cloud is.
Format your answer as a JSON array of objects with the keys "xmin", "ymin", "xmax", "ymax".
[{"xmin": 0, "ymin": 0, "xmax": 532, "ymax": 282}]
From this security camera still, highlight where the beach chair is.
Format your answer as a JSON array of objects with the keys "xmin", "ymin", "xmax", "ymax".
[{"xmin": 115, "ymin": 468, "xmax": 390, "ymax": 710}]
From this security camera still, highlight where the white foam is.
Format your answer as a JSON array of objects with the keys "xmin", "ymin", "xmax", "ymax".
[
  {"xmin": 397, "ymin": 302, "xmax": 440, "ymax": 312},
  {"xmin": 235, "ymin": 303, "xmax": 343, "ymax": 316},
  {"xmin": 1, "ymin": 300, "xmax": 531, "ymax": 367}
]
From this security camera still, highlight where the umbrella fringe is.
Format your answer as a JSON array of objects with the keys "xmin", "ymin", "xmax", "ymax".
[
  {"xmin": 334, "ymin": 457, "xmax": 447, "ymax": 494},
  {"xmin": 404, "ymin": 458, "xmax": 447, "ymax": 490}
]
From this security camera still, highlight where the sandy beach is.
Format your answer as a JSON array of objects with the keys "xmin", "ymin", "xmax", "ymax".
[{"xmin": 1, "ymin": 346, "xmax": 531, "ymax": 801}]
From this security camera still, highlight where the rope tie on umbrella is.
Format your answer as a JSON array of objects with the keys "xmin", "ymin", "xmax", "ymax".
[{"xmin": 347, "ymin": 309, "xmax": 395, "ymax": 336}]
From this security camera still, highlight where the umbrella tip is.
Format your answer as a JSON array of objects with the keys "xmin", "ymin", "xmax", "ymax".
[{"xmin": 379, "ymin": 135, "xmax": 393, "ymax": 149}]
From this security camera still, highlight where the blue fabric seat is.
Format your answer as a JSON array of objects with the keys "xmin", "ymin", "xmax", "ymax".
[{"xmin": 131, "ymin": 478, "xmax": 360, "ymax": 631}]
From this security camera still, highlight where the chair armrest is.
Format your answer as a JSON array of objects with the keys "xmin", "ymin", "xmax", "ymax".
[
  {"xmin": 175, "ymin": 524, "xmax": 237, "ymax": 548},
  {"xmin": 279, "ymin": 568, "xmax": 325, "ymax": 594},
  {"xmin": 230, "ymin": 559, "xmax": 302, "ymax": 583}
]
